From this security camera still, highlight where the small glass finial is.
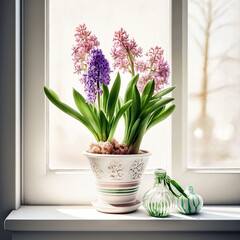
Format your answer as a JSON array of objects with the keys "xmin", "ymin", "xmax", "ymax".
[
  {"xmin": 154, "ymin": 168, "xmax": 167, "ymax": 179},
  {"xmin": 186, "ymin": 186, "xmax": 194, "ymax": 194}
]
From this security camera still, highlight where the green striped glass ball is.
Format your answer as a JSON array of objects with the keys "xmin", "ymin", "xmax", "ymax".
[
  {"xmin": 143, "ymin": 169, "xmax": 175, "ymax": 217},
  {"xmin": 177, "ymin": 186, "xmax": 203, "ymax": 214},
  {"xmin": 143, "ymin": 188, "xmax": 175, "ymax": 217}
]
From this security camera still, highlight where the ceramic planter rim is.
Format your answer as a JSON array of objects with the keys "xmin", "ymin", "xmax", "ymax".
[{"xmin": 83, "ymin": 150, "xmax": 152, "ymax": 158}]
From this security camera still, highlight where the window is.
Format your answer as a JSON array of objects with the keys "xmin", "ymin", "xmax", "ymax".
[
  {"xmin": 23, "ymin": 0, "xmax": 240, "ymax": 205},
  {"xmin": 171, "ymin": 0, "xmax": 240, "ymax": 204},
  {"xmin": 23, "ymin": 0, "xmax": 171, "ymax": 204},
  {"xmin": 188, "ymin": 0, "xmax": 240, "ymax": 168},
  {"xmin": 48, "ymin": 0, "xmax": 171, "ymax": 170}
]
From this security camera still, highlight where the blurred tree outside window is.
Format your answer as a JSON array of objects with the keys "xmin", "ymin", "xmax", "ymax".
[{"xmin": 188, "ymin": 0, "xmax": 240, "ymax": 168}]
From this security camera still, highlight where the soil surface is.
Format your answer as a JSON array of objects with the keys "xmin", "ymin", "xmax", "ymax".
[{"xmin": 87, "ymin": 139, "xmax": 131, "ymax": 154}]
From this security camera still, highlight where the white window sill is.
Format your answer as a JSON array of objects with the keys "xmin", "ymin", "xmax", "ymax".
[{"xmin": 4, "ymin": 205, "xmax": 240, "ymax": 232}]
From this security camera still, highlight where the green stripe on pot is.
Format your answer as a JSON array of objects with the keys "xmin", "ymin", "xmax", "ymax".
[{"xmin": 98, "ymin": 187, "xmax": 138, "ymax": 194}]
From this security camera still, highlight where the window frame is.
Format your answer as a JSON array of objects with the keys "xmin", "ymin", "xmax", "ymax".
[
  {"xmin": 22, "ymin": 0, "xmax": 240, "ymax": 205},
  {"xmin": 45, "ymin": 0, "xmax": 172, "ymax": 173},
  {"xmin": 0, "ymin": 0, "xmax": 21, "ymax": 213},
  {"xmin": 171, "ymin": 0, "xmax": 240, "ymax": 204},
  {"xmin": 22, "ymin": 0, "xmax": 172, "ymax": 204}
]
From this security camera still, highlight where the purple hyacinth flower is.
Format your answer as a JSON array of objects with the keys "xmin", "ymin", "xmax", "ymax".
[{"xmin": 83, "ymin": 49, "xmax": 111, "ymax": 104}]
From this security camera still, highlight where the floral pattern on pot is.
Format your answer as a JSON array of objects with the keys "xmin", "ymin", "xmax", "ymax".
[
  {"xmin": 108, "ymin": 161, "xmax": 124, "ymax": 180},
  {"xmin": 89, "ymin": 162, "xmax": 104, "ymax": 179},
  {"xmin": 129, "ymin": 159, "xmax": 145, "ymax": 179},
  {"xmin": 84, "ymin": 151, "xmax": 151, "ymax": 213}
]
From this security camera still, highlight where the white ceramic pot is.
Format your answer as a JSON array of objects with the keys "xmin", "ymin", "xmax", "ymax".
[{"xmin": 84, "ymin": 151, "xmax": 151, "ymax": 213}]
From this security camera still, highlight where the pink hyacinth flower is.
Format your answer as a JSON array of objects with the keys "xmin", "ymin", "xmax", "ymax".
[
  {"xmin": 138, "ymin": 46, "xmax": 170, "ymax": 94},
  {"xmin": 72, "ymin": 24, "xmax": 100, "ymax": 83},
  {"xmin": 111, "ymin": 28, "xmax": 142, "ymax": 75}
]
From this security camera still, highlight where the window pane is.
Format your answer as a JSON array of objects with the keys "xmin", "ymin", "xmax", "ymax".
[
  {"xmin": 188, "ymin": 0, "xmax": 240, "ymax": 168},
  {"xmin": 48, "ymin": 0, "xmax": 171, "ymax": 169}
]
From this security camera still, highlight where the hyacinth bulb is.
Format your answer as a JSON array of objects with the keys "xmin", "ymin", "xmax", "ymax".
[{"xmin": 143, "ymin": 169, "xmax": 175, "ymax": 217}]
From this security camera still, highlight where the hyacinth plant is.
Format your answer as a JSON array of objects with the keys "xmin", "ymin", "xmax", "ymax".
[
  {"xmin": 44, "ymin": 24, "xmax": 132, "ymax": 143},
  {"xmin": 44, "ymin": 24, "xmax": 175, "ymax": 154},
  {"xmin": 111, "ymin": 28, "xmax": 175, "ymax": 153}
]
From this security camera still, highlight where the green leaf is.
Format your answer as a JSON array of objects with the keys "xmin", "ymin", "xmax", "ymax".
[
  {"xmin": 93, "ymin": 105, "xmax": 98, "ymax": 116},
  {"xmin": 107, "ymin": 100, "xmax": 133, "ymax": 141},
  {"xmin": 153, "ymin": 105, "xmax": 165, "ymax": 116},
  {"xmin": 167, "ymin": 176, "xmax": 189, "ymax": 199},
  {"xmin": 99, "ymin": 110, "xmax": 108, "ymax": 141},
  {"xmin": 147, "ymin": 106, "xmax": 165, "ymax": 128},
  {"xmin": 130, "ymin": 85, "xmax": 141, "ymax": 128},
  {"xmin": 152, "ymin": 86, "xmax": 176, "ymax": 100},
  {"xmin": 116, "ymin": 97, "xmax": 122, "ymax": 115},
  {"xmin": 150, "ymin": 106, "xmax": 165, "ymax": 121},
  {"xmin": 141, "ymin": 99, "xmax": 159, "ymax": 115},
  {"xmin": 123, "ymin": 74, "xmax": 139, "ymax": 143},
  {"xmin": 124, "ymin": 74, "xmax": 139, "ymax": 103},
  {"xmin": 147, "ymin": 105, "xmax": 175, "ymax": 130},
  {"xmin": 127, "ymin": 118, "xmax": 141, "ymax": 147},
  {"xmin": 46, "ymin": 88, "xmax": 60, "ymax": 101},
  {"xmin": 102, "ymin": 84, "xmax": 109, "ymax": 113},
  {"xmin": 106, "ymin": 72, "xmax": 121, "ymax": 121},
  {"xmin": 140, "ymin": 97, "xmax": 174, "ymax": 118},
  {"xmin": 141, "ymin": 79, "xmax": 155, "ymax": 107},
  {"xmin": 44, "ymin": 87, "xmax": 99, "ymax": 141},
  {"xmin": 129, "ymin": 114, "xmax": 151, "ymax": 153},
  {"xmin": 73, "ymin": 88, "xmax": 101, "ymax": 135},
  {"xmin": 166, "ymin": 181, "xmax": 181, "ymax": 198}
]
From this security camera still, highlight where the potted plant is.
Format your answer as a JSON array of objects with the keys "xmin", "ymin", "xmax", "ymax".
[{"xmin": 44, "ymin": 24, "xmax": 175, "ymax": 213}]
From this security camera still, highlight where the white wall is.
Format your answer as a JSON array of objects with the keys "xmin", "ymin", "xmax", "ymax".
[{"xmin": 0, "ymin": 0, "xmax": 18, "ymax": 240}]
